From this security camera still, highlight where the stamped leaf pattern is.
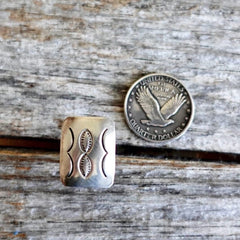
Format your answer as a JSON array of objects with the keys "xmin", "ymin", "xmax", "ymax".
[
  {"xmin": 77, "ymin": 129, "xmax": 94, "ymax": 178},
  {"xmin": 79, "ymin": 154, "xmax": 92, "ymax": 178},
  {"xmin": 79, "ymin": 129, "xmax": 93, "ymax": 152}
]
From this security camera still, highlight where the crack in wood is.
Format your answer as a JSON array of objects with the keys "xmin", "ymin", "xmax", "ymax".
[{"xmin": 0, "ymin": 136, "xmax": 239, "ymax": 163}]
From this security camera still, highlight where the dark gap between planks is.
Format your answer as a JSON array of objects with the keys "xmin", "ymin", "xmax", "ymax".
[{"xmin": 0, "ymin": 136, "xmax": 239, "ymax": 163}]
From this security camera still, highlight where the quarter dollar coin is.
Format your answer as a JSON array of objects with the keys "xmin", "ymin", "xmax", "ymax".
[{"xmin": 124, "ymin": 73, "xmax": 194, "ymax": 143}]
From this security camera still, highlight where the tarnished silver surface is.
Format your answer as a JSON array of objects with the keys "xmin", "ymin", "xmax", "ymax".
[
  {"xmin": 60, "ymin": 116, "xmax": 115, "ymax": 188},
  {"xmin": 124, "ymin": 73, "xmax": 194, "ymax": 143}
]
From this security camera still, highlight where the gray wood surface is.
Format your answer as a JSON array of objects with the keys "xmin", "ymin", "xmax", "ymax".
[
  {"xmin": 1, "ymin": 2, "xmax": 239, "ymax": 239},
  {"xmin": 0, "ymin": 148, "xmax": 240, "ymax": 240},
  {"xmin": 0, "ymin": 0, "xmax": 240, "ymax": 153}
]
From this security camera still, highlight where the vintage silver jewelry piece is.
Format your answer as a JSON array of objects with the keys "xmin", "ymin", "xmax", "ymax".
[
  {"xmin": 124, "ymin": 73, "xmax": 194, "ymax": 143},
  {"xmin": 60, "ymin": 116, "xmax": 115, "ymax": 188}
]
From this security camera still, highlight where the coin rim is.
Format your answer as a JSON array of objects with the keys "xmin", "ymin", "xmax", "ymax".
[{"xmin": 124, "ymin": 73, "xmax": 195, "ymax": 143}]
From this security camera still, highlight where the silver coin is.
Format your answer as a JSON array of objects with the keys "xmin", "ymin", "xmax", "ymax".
[{"xmin": 124, "ymin": 73, "xmax": 194, "ymax": 143}]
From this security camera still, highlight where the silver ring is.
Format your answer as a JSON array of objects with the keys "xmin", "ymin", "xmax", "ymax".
[{"xmin": 60, "ymin": 116, "xmax": 115, "ymax": 188}]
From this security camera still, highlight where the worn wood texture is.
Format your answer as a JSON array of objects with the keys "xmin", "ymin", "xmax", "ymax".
[
  {"xmin": 0, "ymin": 148, "xmax": 240, "ymax": 239},
  {"xmin": 0, "ymin": 0, "xmax": 240, "ymax": 153}
]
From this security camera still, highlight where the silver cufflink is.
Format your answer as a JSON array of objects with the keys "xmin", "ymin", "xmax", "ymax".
[{"xmin": 60, "ymin": 116, "xmax": 115, "ymax": 188}]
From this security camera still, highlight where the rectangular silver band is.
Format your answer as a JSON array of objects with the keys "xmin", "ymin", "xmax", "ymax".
[{"xmin": 60, "ymin": 116, "xmax": 115, "ymax": 188}]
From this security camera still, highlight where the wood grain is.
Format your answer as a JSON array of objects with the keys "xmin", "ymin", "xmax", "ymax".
[
  {"xmin": 0, "ymin": 0, "xmax": 240, "ymax": 153},
  {"xmin": 0, "ymin": 148, "xmax": 240, "ymax": 239}
]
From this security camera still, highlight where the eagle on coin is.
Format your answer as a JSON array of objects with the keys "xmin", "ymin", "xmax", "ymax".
[{"xmin": 136, "ymin": 86, "xmax": 186, "ymax": 127}]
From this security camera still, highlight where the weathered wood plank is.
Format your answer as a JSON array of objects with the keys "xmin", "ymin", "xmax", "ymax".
[
  {"xmin": 0, "ymin": 0, "xmax": 240, "ymax": 153},
  {"xmin": 0, "ymin": 148, "xmax": 240, "ymax": 239}
]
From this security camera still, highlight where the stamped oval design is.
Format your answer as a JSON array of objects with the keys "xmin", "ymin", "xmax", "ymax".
[
  {"xmin": 79, "ymin": 154, "xmax": 92, "ymax": 178},
  {"xmin": 79, "ymin": 129, "xmax": 93, "ymax": 153}
]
